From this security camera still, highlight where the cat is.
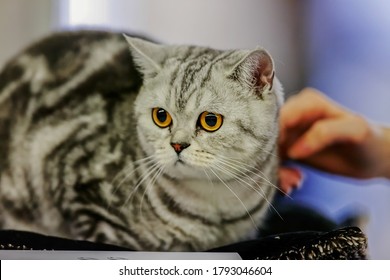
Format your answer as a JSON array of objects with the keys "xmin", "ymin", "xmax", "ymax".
[{"xmin": 0, "ymin": 30, "xmax": 284, "ymax": 251}]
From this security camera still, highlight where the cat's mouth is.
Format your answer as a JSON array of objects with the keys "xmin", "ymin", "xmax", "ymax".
[
  {"xmin": 174, "ymin": 158, "xmax": 186, "ymax": 166},
  {"xmin": 164, "ymin": 155, "xmax": 210, "ymax": 179}
]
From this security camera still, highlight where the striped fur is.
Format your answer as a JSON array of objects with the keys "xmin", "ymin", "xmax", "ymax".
[{"xmin": 0, "ymin": 30, "xmax": 283, "ymax": 251}]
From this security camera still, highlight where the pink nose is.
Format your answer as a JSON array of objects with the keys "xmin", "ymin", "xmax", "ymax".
[{"xmin": 170, "ymin": 142, "xmax": 190, "ymax": 154}]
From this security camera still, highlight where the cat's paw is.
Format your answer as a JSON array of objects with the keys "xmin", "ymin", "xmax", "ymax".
[{"xmin": 278, "ymin": 166, "xmax": 303, "ymax": 195}]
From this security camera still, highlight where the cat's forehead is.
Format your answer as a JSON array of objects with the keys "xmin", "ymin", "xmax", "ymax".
[
  {"xmin": 172, "ymin": 45, "xmax": 223, "ymax": 63},
  {"xmin": 164, "ymin": 48, "xmax": 237, "ymax": 113}
]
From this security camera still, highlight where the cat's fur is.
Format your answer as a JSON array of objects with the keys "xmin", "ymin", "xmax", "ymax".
[{"xmin": 0, "ymin": 30, "xmax": 283, "ymax": 251}]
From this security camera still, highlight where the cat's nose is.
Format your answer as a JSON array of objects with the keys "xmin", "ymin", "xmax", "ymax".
[{"xmin": 170, "ymin": 142, "xmax": 190, "ymax": 154}]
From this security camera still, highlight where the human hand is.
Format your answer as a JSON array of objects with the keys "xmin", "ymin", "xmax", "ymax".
[{"xmin": 278, "ymin": 88, "xmax": 390, "ymax": 192}]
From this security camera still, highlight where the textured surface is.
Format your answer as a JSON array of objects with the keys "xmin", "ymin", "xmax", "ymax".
[{"xmin": 0, "ymin": 227, "xmax": 367, "ymax": 260}]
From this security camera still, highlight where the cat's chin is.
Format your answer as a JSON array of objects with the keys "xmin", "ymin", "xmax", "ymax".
[
  {"xmin": 161, "ymin": 161, "xmax": 234, "ymax": 182},
  {"xmin": 161, "ymin": 160, "xmax": 210, "ymax": 181},
  {"xmin": 163, "ymin": 166, "xmax": 203, "ymax": 180}
]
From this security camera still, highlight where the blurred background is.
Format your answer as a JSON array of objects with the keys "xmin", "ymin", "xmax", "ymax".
[{"xmin": 1, "ymin": 0, "xmax": 389, "ymax": 259}]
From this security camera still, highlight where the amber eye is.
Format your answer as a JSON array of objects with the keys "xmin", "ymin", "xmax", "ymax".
[
  {"xmin": 199, "ymin": 111, "xmax": 223, "ymax": 132},
  {"xmin": 152, "ymin": 108, "xmax": 172, "ymax": 128}
]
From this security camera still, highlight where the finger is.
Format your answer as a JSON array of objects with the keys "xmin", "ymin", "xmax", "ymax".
[
  {"xmin": 279, "ymin": 88, "xmax": 345, "ymax": 143},
  {"xmin": 279, "ymin": 89, "xmax": 335, "ymax": 157},
  {"xmin": 278, "ymin": 166, "xmax": 303, "ymax": 195},
  {"xmin": 288, "ymin": 116, "xmax": 370, "ymax": 159},
  {"xmin": 297, "ymin": 147, "xmax": 375, "ymax": 179}
]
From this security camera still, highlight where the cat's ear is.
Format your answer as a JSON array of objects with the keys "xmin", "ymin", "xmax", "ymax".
[
  {"xmin": 228, "ymin": 49, "xmax": 275, "ymax": 94},
  {"xmin": 123, "ymin": 34, "xmax": 163, "ymax": 78}
]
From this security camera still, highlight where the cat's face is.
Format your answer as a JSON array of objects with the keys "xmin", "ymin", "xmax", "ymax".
[{"xmin": 126, "ymin": 36, "xmax": 283, "ymax": 181}]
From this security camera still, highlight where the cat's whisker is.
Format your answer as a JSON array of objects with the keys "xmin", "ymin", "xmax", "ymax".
[
  {"xmin": 107, "ymin": 156, "xmax": 157, "ymax": 210},
  {"xmin": 110, "ymin": 156, "xmax": 157, "ymax": 199},
  {"xmin": 216, "ymin": 159, "xmax": 289, "ymax": 217},
  {"xmin": 123, "ymin": 161, "xmax": 161, "ymax": 207},
  {"xmin": 209, "ymin": 167, "xmax": 259, "ymax": 232},
  {"xmin": 203, "ymin": 168, "xmax": 216, "ymax": 199},
  {"xmin": 214, "ymin": 160, "xmax": 269, "ymax": 197},
  {"xmin": 217, "ymin": 156, "xmax": 275, "ymax": 186},
  {"xmin": 221, "ymin": 156, "xmax": 274, "ymax": 178},
  {"xmin": 249, "ymin": 143, "xmax": 280, "ymax": 159},
  {"xmin": 112, "ymin": 155, "xmax": 156, "ymax": 186},
  {"xmin": 217, "ymin": 155, "xmax": 291, "ymax": 198},
  {"xmin": 140, "ymin": 165, "xmax": 165, "ymax": 218},
  {"xmin": 213, "ymin": 161, "xmax": 283, "ymax": 221}
]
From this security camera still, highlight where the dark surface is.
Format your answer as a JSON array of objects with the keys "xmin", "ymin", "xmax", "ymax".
[
  {"xmin": 0, "ymin": 226, "xmax": 367, "ymax": 260},
  {"xmin": 211, "ymin": 227, "xmax": 367, "ymax": 259},
  {"xmin": 0, "ymin": 230, "xmax": 128, "ymax": 251}
]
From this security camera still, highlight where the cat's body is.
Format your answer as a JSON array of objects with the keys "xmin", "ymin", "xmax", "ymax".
[{"xmin": 0, "ymin": 30, "xmax": 283, "ymax": 251}]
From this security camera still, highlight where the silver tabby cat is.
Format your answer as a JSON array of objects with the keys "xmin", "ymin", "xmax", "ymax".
[{"xmin": 0, "ymin": 31, "xmax": 283, "ymax": 251}]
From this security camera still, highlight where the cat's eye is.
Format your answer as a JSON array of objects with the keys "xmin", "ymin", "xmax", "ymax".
[
  {"xmin": 198, "ymin": 111, "xmax": 223, "ymax": 132},
  {"xmin": 152, "ymin": 108, "xmax": 172, "ymax": 128}
]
